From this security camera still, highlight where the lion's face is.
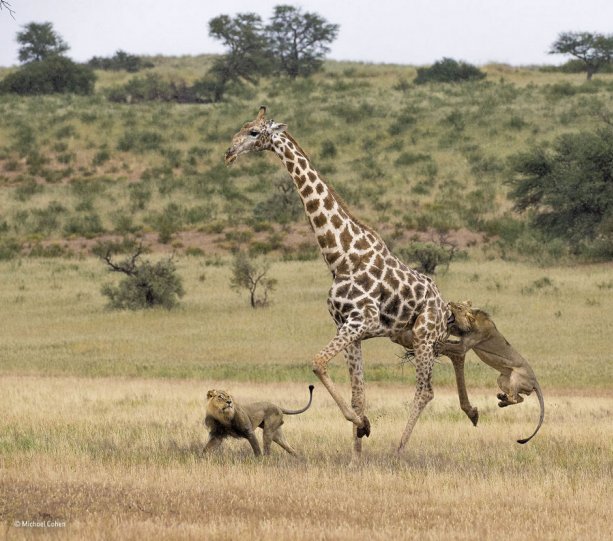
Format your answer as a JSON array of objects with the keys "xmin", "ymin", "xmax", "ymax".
[
  {"xmin": 206, "ymin": 390, "xmax": 235, "ymax": 420},
  {"xmin": 448, "ymin": 301, "xmax": 475, "ymax": 334}
]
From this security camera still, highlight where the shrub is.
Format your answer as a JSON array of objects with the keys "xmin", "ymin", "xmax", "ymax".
[
  {"xmin": 0, "ymin": 56, "xmax": 95, "ymax": 95},
  {"xmin": 117, "ymin": 130, "xmax": 164, "ymax": 153},
  {"xmin": 394, "ymin": 152, "xmax": 432, "ymax": 167},
  {"xmin": 145, "ymin": 203, "xmax": 184, "ymax": 244},
  {"xmin": 320, "ymin": 139, "xmax": 337, "ymax": 159},
  {"xmin": 101, "ymin": 250, "xmax": 185, "ymax": 310},
  {"xmin": 229, "ymin": 252, "xmax": 277, "ymax": 308},
  {"xmin": 87, "ymin": 50, "xmax": 153, "ymax": 72},
  {"xmin": 397, "ymin": 240, "xmax": 461, "ymax": 274},
  {"xmin": 415, "ymin": 58, "xmax": 486, "ymax": 85},
  {"xmin": 0, "ymin": 238, "xmax": 21, "ymax": 260},
  {"xmin": 107, "ymin": 73, "xmax": 207, "ymax": 103},
  {"xmin": 63, "ymin": 213, "xmax": 105, "ymax": 238},
  {"xmin": 14, "ymin": 179, "xmax": 43, "ymax": 201},
  {"xmin": 252, "ymin": 178, "xmax": 302, "ymax": 224}
]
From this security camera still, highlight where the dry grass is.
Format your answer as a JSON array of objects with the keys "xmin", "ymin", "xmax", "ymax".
[
  {"xmin": 0, "ymin": 257, "xmax": 611, "ymax": 538},
  {"xmin": 1, "ymin": 378, "xmax": 611, "ymax": 540}
]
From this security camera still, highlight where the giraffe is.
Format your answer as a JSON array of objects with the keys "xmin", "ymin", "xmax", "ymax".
[{"xmin": 224, "ymin": 107, "xmax": 450, "ymax": 455}]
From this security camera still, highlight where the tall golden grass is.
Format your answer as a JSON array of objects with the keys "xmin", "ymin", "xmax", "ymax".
[{"xmin": 1, "ymin": 378, "xmax": 611, "ymax": 540}]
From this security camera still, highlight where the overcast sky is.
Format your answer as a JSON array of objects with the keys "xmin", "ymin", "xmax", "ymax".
[{"xmin": 1, "ymin": 0, "xmax": 612, "ymax": 68}]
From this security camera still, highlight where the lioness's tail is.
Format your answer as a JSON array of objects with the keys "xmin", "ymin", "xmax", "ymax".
[
  {"xmin": 517, "ymin": 381, "xmax": 544, "ymax": 444},
  {"xmin": 281, "ymin": 385, "xmax": 314, "ymax": 415}
]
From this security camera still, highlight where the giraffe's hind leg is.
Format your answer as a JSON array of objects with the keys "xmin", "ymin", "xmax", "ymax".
[{"xmin": 397, "ymin": 317, "xmax": 438, "ymax": 454}]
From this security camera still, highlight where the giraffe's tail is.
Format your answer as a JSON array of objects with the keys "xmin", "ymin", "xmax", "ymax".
[{"xmin": 281, "ymin": 385, "xmax": 314, "ymax": 415}]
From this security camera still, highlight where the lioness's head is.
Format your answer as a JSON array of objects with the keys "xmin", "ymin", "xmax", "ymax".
[
  {"xmin": 448, "ymin": 301, "xmax": 475, "ymax": 334},
  {"xmin": 206, "ymin": 389, "xmax": 235, "ymax": 421}
]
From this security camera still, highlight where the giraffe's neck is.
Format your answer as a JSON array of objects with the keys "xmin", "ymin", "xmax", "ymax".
[{"xmin": 271, "ymin": 132, "xmax": 388, "ymax": 275}]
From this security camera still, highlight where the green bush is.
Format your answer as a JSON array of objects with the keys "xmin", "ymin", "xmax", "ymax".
[
  {"xmin": 117, "ymin": 130, "xmax": 164, "ymax": 153},
  {"xmin": 508, "ymin": 128, "xmax": 613, "ymax": 248},
  {"xmin": 107, "ymin": 73, "xmax": 207, "ymax": 103},
  {"xmin": 63, "ymin": 213, "xmax": 105, "ymax": 238},
  {"xmin": 0, "ymin": 238, "xmax": 21, "ymax": 260},
  {"xmin": 397, "ymin": 241, "xmax": 460, "ymax": 274},
  {"xmin": 101, "ymin": 253, "xmax": 185, "ymax": 310},
  {"xmin": 0, "ymin": 56, "xmax": 95, "ymax": 95},
  {"xmin": 415, "ymin": 58, "xmax": 486, "ymax": 84},
  {"xmin": 88, "ymin": 50, "xmax": 154, "ymax": 72}
]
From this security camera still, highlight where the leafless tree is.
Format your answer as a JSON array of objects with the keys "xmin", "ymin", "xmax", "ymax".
[{"xmin": 0, "ymin": 1, "xmax": 14, "ymax": 17}]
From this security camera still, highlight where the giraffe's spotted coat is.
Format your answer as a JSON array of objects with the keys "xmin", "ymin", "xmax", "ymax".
[{"xmin": 225, "ymin": 108, "xmax": 451, "ymax": 454}]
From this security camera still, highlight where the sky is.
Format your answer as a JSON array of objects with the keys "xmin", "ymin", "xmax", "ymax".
[{"xmin": 1, "ymin": 0, "xmax": 612, "ymax": 68}]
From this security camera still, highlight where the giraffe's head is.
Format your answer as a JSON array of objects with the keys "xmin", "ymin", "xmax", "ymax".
[{"xmin": 224, "ymin": 106, "xmax": 287, "ymax": 165}]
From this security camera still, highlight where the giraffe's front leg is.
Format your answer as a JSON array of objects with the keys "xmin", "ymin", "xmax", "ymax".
[
  {"xmin": 312, "ymin": 324, "xmax": 369, "ymax": 432},
  {"xmin": 345, "ymin": 341, "xmax": 369, "ymax": 457}
]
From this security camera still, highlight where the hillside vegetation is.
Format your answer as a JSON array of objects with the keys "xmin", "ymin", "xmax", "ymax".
[{"xmin": 2, "ymin": 56, "xmax": 613, "ymax": 261}]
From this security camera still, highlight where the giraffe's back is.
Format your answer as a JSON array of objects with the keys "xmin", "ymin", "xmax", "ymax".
[{"xmin": 327, "ymin": 249, "xmax": 447, "ymax": 339}]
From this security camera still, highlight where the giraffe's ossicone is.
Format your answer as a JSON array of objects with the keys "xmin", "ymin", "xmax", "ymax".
[{"xmin": 225, "ymin": 107, "xmax": 451, "ymax": 455}]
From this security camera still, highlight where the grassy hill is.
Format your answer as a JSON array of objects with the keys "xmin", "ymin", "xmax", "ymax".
[{"xmin": 1, "ymin": 56, "xmax": 613, "ymax": 261}]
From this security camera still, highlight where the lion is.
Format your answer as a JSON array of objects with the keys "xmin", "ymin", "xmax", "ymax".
[
  {"xmin": 440, "ymin": 301, "xmax": 545, "ymax": 444},
  {"xmin": 203, "ymin": 385, "xmax": 314, "ymax": 456}
]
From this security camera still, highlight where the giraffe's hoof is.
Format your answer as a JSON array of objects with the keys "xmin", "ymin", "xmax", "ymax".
[
  {"xmin": 357, "ymin": 415, "xmax": 371, "ymax": 438},
  {"xmin": 469, "ymin": 408, "xmax": 479, "ymax": 427}
]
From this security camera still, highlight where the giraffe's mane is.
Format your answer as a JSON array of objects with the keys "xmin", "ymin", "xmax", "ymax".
[{"xmin": 282, "ymin": 131, "xmax": 385, "ymax": 245}]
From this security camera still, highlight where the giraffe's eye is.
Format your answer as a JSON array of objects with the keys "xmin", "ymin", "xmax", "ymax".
[{"xmin": 249, "ymin": 130, "xmax": 259, "ymax": 137}]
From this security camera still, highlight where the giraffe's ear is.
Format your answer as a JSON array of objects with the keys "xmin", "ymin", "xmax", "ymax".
[{"xmin": 269, "ymin": 121, "xmax": 287, "ymax": 133}]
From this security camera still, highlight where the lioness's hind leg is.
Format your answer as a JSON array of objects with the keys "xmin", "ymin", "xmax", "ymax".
[{"xmin": 273, "ymin": 428, "xmax": 297, "ymax": 455}]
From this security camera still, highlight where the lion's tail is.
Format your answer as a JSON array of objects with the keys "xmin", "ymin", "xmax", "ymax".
[
  {"xmin": 281, "ymin": 385, "xmax": 314, "ymax": 415},
  {"xmin": 517, "ymin": 381, "xmax": 544, "ymax": 444}
]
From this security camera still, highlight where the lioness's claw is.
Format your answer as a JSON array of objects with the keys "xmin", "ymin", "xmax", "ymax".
[
  {"xmin": 357, "ymin": 415, "xmax": 371, "ymax": 438},
  {"xmin": 497, "ymin": 392, "xmax": 508, "ymax": 401}
]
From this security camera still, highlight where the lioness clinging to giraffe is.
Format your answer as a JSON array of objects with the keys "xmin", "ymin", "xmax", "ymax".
[
  {"xmin": 225, "ymin": 107, "xmax": 451, "ymax": 456},
  {"xmin": 440, "ymin": 301, "xmax": 545, "ymax": 444}
]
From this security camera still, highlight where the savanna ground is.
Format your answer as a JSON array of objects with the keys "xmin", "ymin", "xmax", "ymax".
[
  {"xmin": 1, "ymin": 58, "xmax": 612, "ymax": 539},
  {"xmin": 0, "ymin": 257, "xmax": 611, "ymax": 540}
]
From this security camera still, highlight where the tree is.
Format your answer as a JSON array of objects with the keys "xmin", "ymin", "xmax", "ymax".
[
  {"xmin": 0, "ymin": 1, "xmax": 15, "ymax": 18},
  {"xmin": 414, "ymin": 58, "xmax": 485, "ymax": 84},
  {"xmin": 207, "ymin": 13, "xmax": 271, "ymax": 101},
  {"xmin": 397, "ymin": 235, "xmax": 461, "ymax": 275},
  {"xmin": 230, "ymin": 252, "xmax": 277, "ymax": 308},
  {"xmin": 100, "ymin": 247, "xmax": 185, "ymax": 310},
  {"xmin": 508, "ymin": 129, "xmax": 613, "ymax": 250},
  {"xmin": 550, "ymin": 31, "xmax": 613, "ymax": 80},
  {"xmin": 0, "ymin": 55, "xmax": 95, "ymax": 95},
  {"xmin": 266, "ymin": 5, "xmax": 339, "ymax": 78},
  {"xmin": 16, "ymin": 22, "xmax": 69, "ymax": 63}
]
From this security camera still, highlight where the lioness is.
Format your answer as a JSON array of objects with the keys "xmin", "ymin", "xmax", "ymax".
[
  {"xmin": 204, "ymin": 385, "xmax": 314, "ymax": 456},
  {"xmin": 441, "ymin": 301, "xmax": 545, "ymax": 444}
]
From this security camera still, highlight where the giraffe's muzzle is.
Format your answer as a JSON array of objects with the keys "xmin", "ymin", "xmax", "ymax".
[{"xmin": 224, "ymin": 148, "xmax": 237, "ymax": 165}]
